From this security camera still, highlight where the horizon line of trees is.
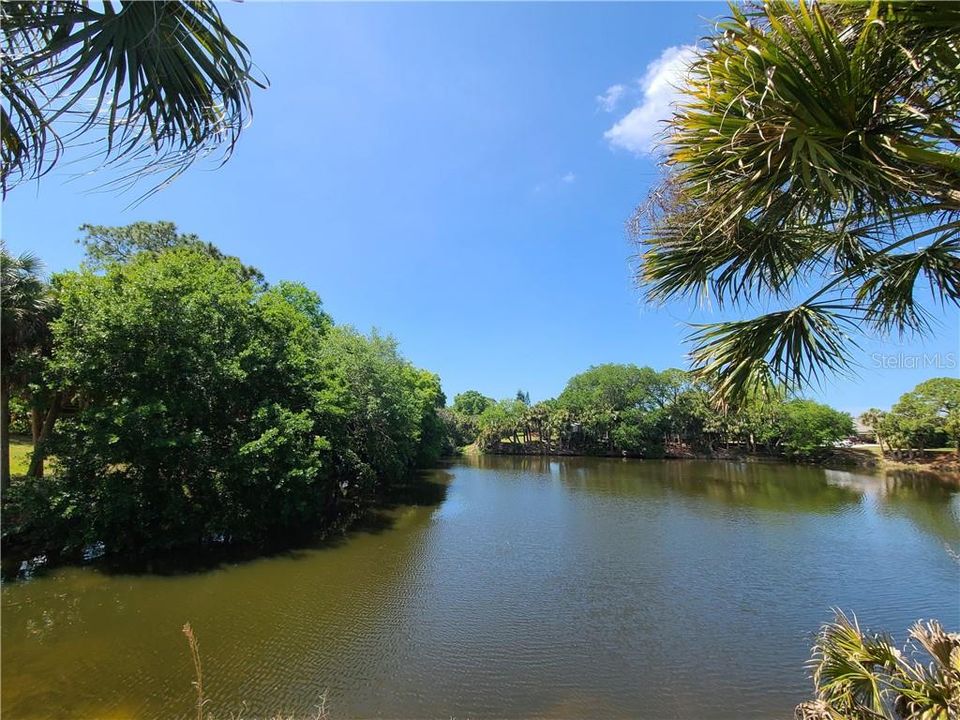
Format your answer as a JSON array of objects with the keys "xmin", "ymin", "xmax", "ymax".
[{"xmin": 445, "ymin": 365, "xmax": 856, "ymax": 461}]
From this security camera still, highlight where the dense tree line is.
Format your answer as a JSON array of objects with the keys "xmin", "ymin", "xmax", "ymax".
[
  {"xmin": 2, "ymin": 223, "xmax": 446, "ymax": 556},
  {"xmin": 860, "ymin": 378, "xmax": 960, "ymax": 458},
  {"xmin": 448, "ymin": 364, "xmax": 853, "ymax": 461}
]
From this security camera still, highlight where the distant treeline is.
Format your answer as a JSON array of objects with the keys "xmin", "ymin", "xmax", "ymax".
[
  {"xmin": 2, "ymin": 223, "xmax": 447, "ymax": 557},
  {"xmin": 443, "ymin": 366, "xmax": 856, "ymax": 460},
  {"xmin": 859, "ymin": 378, "xmax": 960, "ymax": 458}
]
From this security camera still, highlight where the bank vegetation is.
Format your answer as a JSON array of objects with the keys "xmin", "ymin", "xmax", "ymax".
[{"xmin": 2, "ymin": 223, "xmax": 448, "ymax": 560}]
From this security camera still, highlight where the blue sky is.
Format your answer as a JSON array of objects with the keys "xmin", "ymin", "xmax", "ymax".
[{"xmin": 3, "ymin": 2, "xmax": 957, "ymax": 415}]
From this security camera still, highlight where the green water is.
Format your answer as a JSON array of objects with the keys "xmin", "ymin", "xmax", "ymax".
[{"xmin": 3, "ymin": 457, "xmax": 959, "ymax": 719}]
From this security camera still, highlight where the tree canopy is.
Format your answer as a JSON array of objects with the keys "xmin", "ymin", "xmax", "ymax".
[
  {"xmin": 0, "ymin": 245, "xmax": 55, "ymax": 488},
  {"xmin": 557, "ymin": 364, "xmax": 662, "ymax": 413},
  {"xmin": 452, "ymin": 390, "xmax": 493, "ymax": 417},
  {"xmin": 4, "ymin": 224, "xmax": 446, "ymax": 556},
  {"xmin": 463, "ymin": 364, "xmax": 852, "ymax": 461},
  {"xmin": 870, "ymin": 377, "xmax": 960, "ymax": 455}
]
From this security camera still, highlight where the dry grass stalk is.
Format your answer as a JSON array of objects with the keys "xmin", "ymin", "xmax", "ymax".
[
  {"xmin": 182, "ymin": 622, "xmax": 207, "ymax": 720},
  {"xmin": 182, "ymin": 622, "xmax": 329, "ymax": 720}
]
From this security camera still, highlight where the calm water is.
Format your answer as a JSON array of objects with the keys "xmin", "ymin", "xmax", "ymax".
[{"xmin": 3, "ymin": 457, "xmax": 959, "ymax": 719}]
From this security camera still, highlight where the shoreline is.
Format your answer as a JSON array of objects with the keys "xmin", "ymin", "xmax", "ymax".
[{"xmin": 461, "ymin": 444, "xmax": 960, "ymax": 485}]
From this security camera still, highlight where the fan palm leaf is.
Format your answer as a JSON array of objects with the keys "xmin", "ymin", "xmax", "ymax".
[
  {"xmin": 1, "ymin": 1, "xmax": 265, "ymax": 196},
  {"xmin": 632, "ymin": 0, "xmax": 960, "ymax": 403},
  {"xmin": 1, "ymin": 242, "xmax": 55, "ymax": 366},
  {"xmin": 797, "ymin": 612, "xmax": 960, "ymax": 720}
]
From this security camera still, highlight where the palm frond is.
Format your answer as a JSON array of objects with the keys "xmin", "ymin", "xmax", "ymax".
[
  {"xmin": 1, "ymin": 1, "xmax": 266, "ymax": 197},
  {"xmin": 632, "ymin": 0, "xmax": 960, "ymax": 400},
  {"xmin": 799, "ymin": 611, "xmax": 960, "ymax": 720},
  {"xmin": 688, "ymin": 303, "xmax": 859, "ymax": 402},
  {"xmin": 855, "ymin": 227, "xmax": 960, "ymax": 335},
  {"xmin": 807, "ymin": 610, "xmax": 902, "ymax": 718},
  {"xmin": 1, "ymin": 243, "xmax": 56, "ymax": 366}
]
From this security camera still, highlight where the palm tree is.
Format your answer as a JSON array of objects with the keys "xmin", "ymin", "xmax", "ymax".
[
  {"xmin": 1, "ymin": 245, "xmax": 54, "ymax": 489},
  {"xmin": 1, "ymin": 1, "xmax": 266, "ymax": 197},
  {"xmin": 796, "ymin": 611, "xmax": 960, "ymax": 720},
  {"xmin": 632, "ymin": 1, "xmax": 960, "ymax": 402},
  {"xmin": 858, "ymin": 408, "xmax": 887, "ymax": 452}
]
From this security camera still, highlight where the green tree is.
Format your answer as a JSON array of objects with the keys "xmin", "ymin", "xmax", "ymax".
[
  {"xmin": 0, "ymin": 245, "xmax": 55, "ymax": 488},
  {"xmin": 632, "ymin": 1, "xmax": 960, "ymax": 401},
  {"xmin": 463, "ymin": 364, "xmax": 861, "ymax": 460},
  {"xmin": 946, "ymin": 413, "xmax": 960, "ymax": 458},
  {"xmin": 317, "ymin": 327, "xmax": 442, "ymax": 485},
  {"xmin": 411, "ymin": 369, "xmax": 447, "ymax": 467},
  {"xmin": 44, "ymin": 248, "xmax": 319, "ymax": 550},
  {"xmin": 551, "ymin": 366, "xmax": 686, "ymax": 454},
  {"xmin": 558, "ymin": 364, "xmax": 660, "ymax": 414},
  {"xmin": 5, "ymin": 227, "xmax": 449, "ymax": 556},
  {"xmin": 476, "ymin": 399, "xmax": 526, "ymax": 450},
  {"xmin": 610, "ymin": 409, "xmax": 664, "ymax": 456},
  {"xmin": 78, "ymin": 221, "xmax": 265, "ymax": 284},
  {"xmin": 452, "ymin": 390, "xmax": 493, "ymax": 416},
  {"xmin": 437, "ymin": 407, "xmax": 477, "ymax": 450},
  {"xmin": 726, "ymin": 389, "xmax": 788, "ymax": 454},
  {"xmin": 271, "ymin": 280, "xmax": 333, "ymax": 334},
  {"xmin": 858, "ymin": 408, "xmax": 888, "ymax": 451},
  {"xmin": 881, "ymin": 377, "xmax": 960, "ymax": 456},
  {"xmin": 778, "ymin": 400, "xmax": 853, "ymax": 459},
  {"xmin": 907, "ymin": 378, "xmax": 960, "ymax": 451},
  {"xmin": 543, "ymin": 401, "xmax": 575, "ymax": 453},
  {"xmin": 2, "ymin": 1, "xmax": 266, "ymax": 195}
]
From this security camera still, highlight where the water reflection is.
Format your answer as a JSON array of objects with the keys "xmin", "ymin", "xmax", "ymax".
[
  {"xmin": 3, "ymin": 501, "xmax": 445, "ymax": 718},
  {"xmin": 3, "ymin": 458, "xmax": 957, "ymax": 720},
  {"xmin": 466, "ymin": 455, "xmax": 866, "ymax": 513},
  {"xmin": 2, "ymin": 471, "xmax": 453, "ymax": 583},
  {"xmin": 876, "ymin": 472, "xmax": 960, "ymax": 545}
]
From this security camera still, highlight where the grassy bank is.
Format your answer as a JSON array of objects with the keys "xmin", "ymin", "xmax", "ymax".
[
  {"xmin": 834, "ymin": 444, "xmax": 960, "ymax": 479},
  {"xmin": 8, "ymin": 435, "xmax": 33, "ymax": 476}
]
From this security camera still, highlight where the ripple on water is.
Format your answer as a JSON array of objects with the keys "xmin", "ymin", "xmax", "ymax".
[{"xmin": 2, "ymin": 458, "xmax": 958, "ymax": 720}]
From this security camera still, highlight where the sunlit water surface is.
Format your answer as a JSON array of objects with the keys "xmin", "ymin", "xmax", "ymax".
[{"xmin": 3, "ymin": 457, "xmax": 959, "ymax": 719}]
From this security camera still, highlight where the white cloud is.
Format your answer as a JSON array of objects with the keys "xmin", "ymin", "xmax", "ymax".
[
  {"xmin": 595, "ymin": 84, "xmax": 625, "ymax": 113},
  {"xmin": 603, "ymin": 44, "xmax": 697, "ymax": 155},
  {"xmin": 534, "ymin": 171, "xmax": 577, "ymax": 194}
]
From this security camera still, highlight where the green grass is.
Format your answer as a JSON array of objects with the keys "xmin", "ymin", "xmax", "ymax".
[
  {"xmin": 9, "ymin": 435, "xmax": 33, "ymax": 476},
  {"xmin": 852, "ymin": 444, "xmax": 957, "ymax": 461}
]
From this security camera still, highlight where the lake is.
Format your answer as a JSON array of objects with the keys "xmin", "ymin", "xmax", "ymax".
[{"xmin": 3, "ymin": 456, "xmax": 958, "ymax": 719}]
